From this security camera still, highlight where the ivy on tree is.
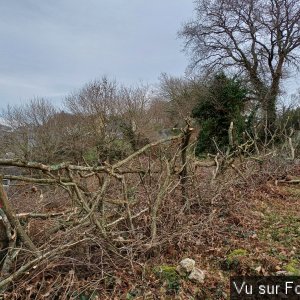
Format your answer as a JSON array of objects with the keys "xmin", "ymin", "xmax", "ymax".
[{"xmin": 192, "ymin": 73, "xmax": 248, "ymax": 155}]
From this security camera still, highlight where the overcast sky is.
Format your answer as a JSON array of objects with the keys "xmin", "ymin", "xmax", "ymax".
[
  {"xmin": 0, "ymin": 0, "xmax": 195, "ymax": 109},
  {"xmin": 0, "ymin": 1, "xmax": 299, "ymax": 111}
]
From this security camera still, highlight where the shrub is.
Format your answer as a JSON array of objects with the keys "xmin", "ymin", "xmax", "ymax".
[{"xmin": 192, "ymin": 73, "xmax": 248, "ymax": 155}]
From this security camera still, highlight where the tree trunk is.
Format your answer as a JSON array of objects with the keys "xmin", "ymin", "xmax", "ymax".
[{"xmin": 263, "ymin": 95, "xmax": 277, "ymax": 135}]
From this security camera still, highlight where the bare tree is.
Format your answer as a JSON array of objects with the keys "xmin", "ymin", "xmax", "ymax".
[
  {"xmin": 65, "ymin": 78, "xmax": 160, "ymax": 159},
  {"xmin": 2, "ymin": 98, "xmax": 59, "ymax": 162},
  {"xmin": 158, "ymin": 73, "xmax": 203, "ymax": 126},
  {"xmin": 117, "ymin": 84, "xmax": 152, "ymax": 150},
  {"xmin": 180, "ymin": 0, "xmax": 300, "ymax": 132},
  {"xmin": 64, "ymin": 77, "xmax": 122, "ymax": 162}
]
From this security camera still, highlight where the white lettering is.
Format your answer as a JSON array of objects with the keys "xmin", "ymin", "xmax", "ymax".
[
  {"xmin": 266, "ymin": 284, "xmax": 280, "ymax": 295},
  {"xmin": 295, "ymin": 284, "xmax": 300, "ymax": 295},
  {"xmin": 233, "ymin": 281, "xmax": 253, "ymax": 295},
  {"xmin": 245, "ymin": 284, "xmax": 253, "ymax": 294},
  {"xmin": 259, "ymin": 285, "xmax": 266, "ymax": 295},
  {"xmin": 233, "ymin": 281, "xmax": 245, "ymax": 294},
  {"xmin": 285, "ymin": 281, "xmax": 294, "ymax": 294}
]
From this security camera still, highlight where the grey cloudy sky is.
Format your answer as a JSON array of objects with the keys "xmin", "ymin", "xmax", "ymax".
[
  {"xmin": 0, "ymin": 1, "xmax": 299, "ymax": 111},
  {"xmin": 0, "ymin": 0, "xmax": 195, "ymax": 109}
]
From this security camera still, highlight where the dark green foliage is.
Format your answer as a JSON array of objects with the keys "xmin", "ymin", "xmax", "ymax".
[
  {"xmin": 153, "ymin": 265, "xmax": 181, "ymax": 293},
  {"xmin": 192, "ymin": 73, "xmax": 248, "ymax": 155}
]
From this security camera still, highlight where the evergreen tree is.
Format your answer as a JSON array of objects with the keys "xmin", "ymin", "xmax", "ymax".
[{"xmin": 192, "ymin": 73, "xmax": 248, "ymax": 155}]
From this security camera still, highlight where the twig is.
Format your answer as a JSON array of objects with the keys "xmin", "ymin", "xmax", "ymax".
[
  {"xmin": 106, "ymin": 208, "xmax": 149, "ymax": 228},
  {"xmin": 0, "ymin": 238, "xmax": 89, "ymax": 291}
]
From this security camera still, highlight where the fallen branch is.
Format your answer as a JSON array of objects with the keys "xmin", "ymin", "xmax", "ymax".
[
  {"xmin": 3, "ymin": 175, "xmax": 68, "ymax": 184},
  {"xmin": 113, "ymin": 134, "xmax": 182, "ymax": 169},
  {"xmin": 0, "ymin": 238, "xmax": 89, "ymax": 291},
  {"xmin": 276, "ymin": 179, "xmax": 300, "ymax": 184},
  {"xmin": 194, "ymin": 160, "xmax": 216, "ymax": 168},
  {"xmin": 106, "ymin": 208, "xmax": 149, "ymax": 228},
  {"xmin": 231, "ymin": 163, "xmax": 247, "ymax": 181},
  {"xmin": 0, "ymin": 209, "xmax": 17, "ymax": 278},
  {"xmin": 16, "ymin": 211, "xmax": 73, "ymax": 220},
  {"xmin": 0, "ymin": 177, "xmax": 40, "ymax": 256}
]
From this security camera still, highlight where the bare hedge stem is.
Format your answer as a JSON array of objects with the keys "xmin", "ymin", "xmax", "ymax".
[{"xmin": 0, "ymin": 176, "xmax": 40, "ymax": 256}]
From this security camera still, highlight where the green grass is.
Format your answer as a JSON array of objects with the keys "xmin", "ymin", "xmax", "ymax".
[{"xmin": 260, "ymin": 213, "xmax": 300, "ymax": 247}]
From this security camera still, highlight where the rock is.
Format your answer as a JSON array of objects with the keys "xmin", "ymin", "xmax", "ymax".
[
  {"xmin": 178, "ymin": 258, "xmax": 195, "ymax": 273},
  {"xmin": 188, "ymin": 268, "xmax": 205, "ymax": 283}
]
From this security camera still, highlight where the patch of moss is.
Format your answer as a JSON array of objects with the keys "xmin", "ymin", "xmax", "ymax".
[
  {"xmin": 224, "ymin": 249, "xmax": 248, "ymax": 270},
  {"xmin": 153, "ymin": 265, "xmax": 180, "ymax": 293},
  {"xmin": 227, "ymin": 249, "xmax": 248, "ymax": 263},
  {"xmin": 284, "ymin": 259, "xmax": 300, "ymax": 275}
]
